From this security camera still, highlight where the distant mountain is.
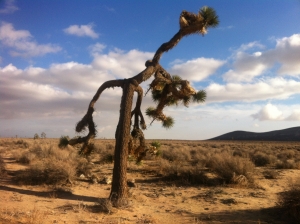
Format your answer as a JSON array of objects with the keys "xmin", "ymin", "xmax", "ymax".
[{"xmin": 209, "ymin": 127, "xmax": 300, "ymax": 141}]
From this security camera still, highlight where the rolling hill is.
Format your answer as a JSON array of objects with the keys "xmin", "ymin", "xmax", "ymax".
[{"xmin": 209, "ymin": 126, "xmax": 300, "ymax": 141}]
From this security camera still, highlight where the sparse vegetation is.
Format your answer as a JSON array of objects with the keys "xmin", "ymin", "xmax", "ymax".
[{"xmin": 1, "ymin": 138, "xmax": 300, "ymax": 223}]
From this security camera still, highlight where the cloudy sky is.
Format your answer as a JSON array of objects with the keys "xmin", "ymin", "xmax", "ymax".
[{"xmin": 1, "ymin": 0, "xmax": 300, "ymax": 140}]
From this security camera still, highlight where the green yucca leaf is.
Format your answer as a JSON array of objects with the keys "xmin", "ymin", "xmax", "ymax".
[
  {"xmin": 162, "ymin": 116, "xmax": 174, "ymax": 129},
  {"xmin": 193, "ymin": 90, "xmax": 206, "ymax": 103},
  {"xmin": 182, "ymin": 95, "xmax": 191, "ymax": 107},
  {"xmin": 151, "ymin": 90, "xmax": 162, "ymax": 102},
  {"xmin": 172, "ymin": 75, "xmax": 182, "ymax": 81},
  {"xmin": 166, "ymin": 96, "xmax": 179, "ymax": 106},
  {"xmin": 145, "ymin": 107, "xmax": 156, "ymax": 117},
  {"xmin": 199, "ymin": 6, "xmax": 219, "ymax": 27},
  {"xmin": 151, "ymin": 141, "xmax": 161, "ymax": 149}
]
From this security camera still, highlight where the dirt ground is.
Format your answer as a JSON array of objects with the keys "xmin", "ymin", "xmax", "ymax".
[{"xmin": 0, "ymin": 139, "xmax": 299, "ymax": 224}]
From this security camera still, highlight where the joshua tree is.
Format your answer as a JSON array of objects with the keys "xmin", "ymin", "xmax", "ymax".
[
  {"xmin": 68, "ymin": 6, "xmax": 219, "ymax": 205},
  {"xmin": 33, "ymin": 133, "xmax": 39, "ymax": 139},
  {"xmin": 41, "ymin": 132, "xmax": 46, "ymax": 139}
]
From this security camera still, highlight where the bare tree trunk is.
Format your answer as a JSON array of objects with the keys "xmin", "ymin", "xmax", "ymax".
[{"xmin": 109, "ymin": 80, "xmax": 135, "ymax": 205}]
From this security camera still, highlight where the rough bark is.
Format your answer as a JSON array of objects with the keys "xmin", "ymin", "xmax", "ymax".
[{"xmin": 109, "ymin": 79, "xmax": 135, "ymax": 205}]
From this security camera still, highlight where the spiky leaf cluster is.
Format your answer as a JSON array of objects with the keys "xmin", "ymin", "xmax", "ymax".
[
  {"xmin": 146, "ymin": 74, "xmax": 206, "ymax": 128},
  {"xmin": 179, "ymin": 6, "xmax": 219, "ymax": 35},
  {"xmin": 199, "ymin": 6, "xmax": 219, "ymax": 28}
]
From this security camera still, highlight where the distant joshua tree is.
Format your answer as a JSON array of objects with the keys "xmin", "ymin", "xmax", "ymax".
[
  {"xmin": 67, "ymin": 7, "xmax": 219, "ymax": 205},
  {"xmin": 41, "ymin": 132, "xmax": 46, "ymax": 139}
]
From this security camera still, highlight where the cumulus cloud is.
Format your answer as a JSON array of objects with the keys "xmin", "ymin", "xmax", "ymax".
[
  {"xmin": 92, "ymin": 49, "xmax": 153, "ymax": 79},
  {"xmin": 286, "ymin": 110, "xmax": 300, "ymax": 121},
  {"xmin": 206, "ymin": 77, "xmax": 300, "ymax": 103},
  {"xmin": 252, "ymin": 103, "xmax": 283, "ymax": 121},
  {"xmin": 223, "ymin": 34, "xmax": 300, "ymax": 82},
  {"xmin": 0, "ymin": 0, "xmax": 19, "ymax": 14},
  {"xmin": 0, "ymin": 22, "xmax": 61, "ymax": 57},
  {"xmin": 169, "ymin": 58, "xmax": 225, "ymax": 82},
  {"xmin": 272, "ymin": 34, "xmax": 300, "ymax": 76},
  {"xmin": 0, "ymin": 48, "xmax": 155, "ymax": 121},
  {"xmin": 223, "ymin": 53, "xmax": 270, "ymax": 82},
  {"xmin": 63, "ymin": 24, "xmax": 99, "ymax": 39}
]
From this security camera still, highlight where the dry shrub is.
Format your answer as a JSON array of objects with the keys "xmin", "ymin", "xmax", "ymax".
[
  {"xmin": 95, "ymin": 198, "xmax": 114, "ymax": 214},
  {"xmin": 278, "ymin": 150, "xmax": 296, "ymax": 160},
  {"xmin": 14, "ymin": 139, "xmax": 30, "ymax": 149},
  {"xmin": 0, "ymin": 155, "xmax": 5, "ymax": 174},
  {"xmin": 161, "ymin": 147, "xmax": 191, "ymax": 162},
  {"xmin": 276, "ymin": 160, "xmax": 300, "ymax": 169},
  {"xmin": 13, "ymin": 151, "xmax": 36, "ymax": 164},
  {"xmin": 250, "ymin": 151, "xmax": 274, "ymax": 167},
  {"xmin": 15, "ymin": 159, "xmax": 76, "ymax": 185},
  {"xmin": 14, "ymin": 144, "xmax": 91, "ymax": 185},
  {"xmin": 278, "ymin": 179, "xmax": 300, "ymax": 222},
  {"xmin": 156, "ymin": 159, "xmax": 209, "ymax": 185},
  {"xmin": 263, "ymin": 169, "xmax": 279, "ymax": 179},
  {"xmin": 76, "ymin": 157, "xmax": 93, "ymax": 176},
  {"xmin": 207, "ymin": 151, "xmax": 255, "ymax": 185}
]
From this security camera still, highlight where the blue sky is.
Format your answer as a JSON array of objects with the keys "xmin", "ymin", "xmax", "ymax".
[{"xmin": 1, "ymin": 0, "xmax": 300, "ymax": 140}]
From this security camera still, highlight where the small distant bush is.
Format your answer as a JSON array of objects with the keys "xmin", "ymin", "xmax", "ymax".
[
  {"xmin": 161, "ymin": 148, "xmax": 191, "ymax": 162},
  {"xmin": 14, "ymin": 139, "xmax": 30, "ymax": 148},
  {"xmin": 263, "ymin": 169, "xmax": 279, "ymax": 179},
  {"xmin": 276, "ymin": 160, "xmax": 300, "ymax": 169},
  {"xmin": 106, "ymin": 143, "xmax": 114, "ymax": 150},
  {"xmin": 16, "ymin": 152, "xmax": 36, "ymax": 164},
  {"xmin": 278, "ymin": 150, "xmax": 296, "ymax": 160},
  {"xmin": 278, "ymin": 179, "xmax": 300, "ymax": 222},
  {"xmin": 58, "ymin": 136, "xmax": 70, "ymax": 148},
  {"xmin": 157, "ymin": 158, "xmax": 208, "ymax": 185},
  {"xmin": 251, "ymin": 152, "xmax": 272, "ymax": 167}
]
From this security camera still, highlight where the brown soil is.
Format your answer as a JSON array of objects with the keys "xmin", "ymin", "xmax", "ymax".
[{"xmin": 0, "ymin": 139, "xmax": 299, "ymax": 224}]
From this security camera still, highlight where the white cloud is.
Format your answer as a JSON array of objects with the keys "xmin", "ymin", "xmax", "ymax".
[
  {"xmin": 252, "ymin": 103, "xmax": 283, "ymax": 121},
  {"xmin": 169, "ymin": 58, "xmax": 225, "ymax": 82},
  {"xmin": 223, "ymin": 34, "xmax": 300, "ymax": 82},
  {"xmin": 286, "ymin": 110, "xmax": 300, "ymax": 121},
  {"xmin": 0, "ymin": 22, "xmax": 61, "ymax": 57},
  {"xmin": 89, "ymin": 43, "xmax": 106, "ymax": 56},
  {"xmin": 0, "ymin": 0, "xmax": 19, "ymax": 14},
  {"xmin": 64, "ymin": 24, "xmax": 99, "ymax": 39},
  {"xmin": 206, "ymin": 77, "xmax": 300, "ymax": 103},
  {"xmin": 92, "ymin": 49, "xmax": 153, "ymax": 79},
  {"xmin": 0, "ymin": 48, "xmax": 155, "ymax": 122},
  {"xmin": 273, "ymin": 34, "xmax": 300, "ymax": 76}
]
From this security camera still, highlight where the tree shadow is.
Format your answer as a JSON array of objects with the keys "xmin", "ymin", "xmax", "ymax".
[
  {"xmin": 179, "ymin": 206, "xmax": 296, "ymax": 224},
  {"xmin": 0, "ymin": 185, "xmax": 99, "ymax": 203}
]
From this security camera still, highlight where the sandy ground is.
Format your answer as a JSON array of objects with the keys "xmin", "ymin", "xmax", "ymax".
[{"xmin": 0, "ymin": 141, "xmax": 299, "ymax": 224}]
